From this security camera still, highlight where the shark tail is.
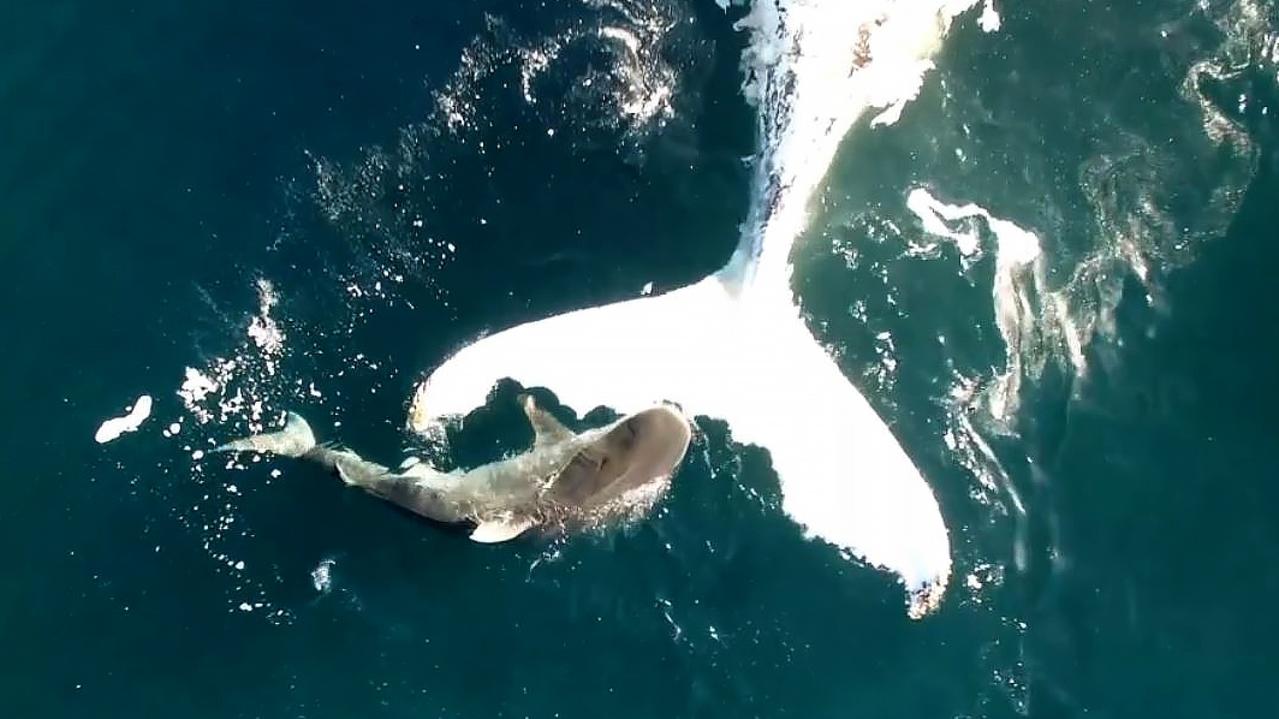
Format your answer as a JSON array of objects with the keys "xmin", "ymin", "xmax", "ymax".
[{"xmin": 215, "ymin": 411, "xmax": 317, "ymax": 458}]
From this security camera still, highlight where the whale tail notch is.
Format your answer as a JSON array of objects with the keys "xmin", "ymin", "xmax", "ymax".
[{"xmin": 215, "ymin": 411, "xmax": 318, "ymax": 458}]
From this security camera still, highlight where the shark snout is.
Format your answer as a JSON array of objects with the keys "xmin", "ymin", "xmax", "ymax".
[{"xmin": 623, "ymin": 405, "xmax": 693, "ymax": 479}]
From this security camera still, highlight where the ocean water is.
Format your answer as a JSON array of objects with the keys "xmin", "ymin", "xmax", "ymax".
[{"xmin": 3, "ymin": 0, "xmax": 1278, "ymax": 717}]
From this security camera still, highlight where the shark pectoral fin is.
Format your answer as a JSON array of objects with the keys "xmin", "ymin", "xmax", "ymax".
[
  {"xmin": 469, "ymin": 515, "xmax": 536, "ymax": 544},
  {"xmin": 519, "ymin": 394, "xmax": 574, "ymax": 448}
]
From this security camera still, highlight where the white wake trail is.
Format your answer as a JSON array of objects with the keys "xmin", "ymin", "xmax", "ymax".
[{"xmin": 409, "ymin": 0, "xmax": 983, "ymax": 617}]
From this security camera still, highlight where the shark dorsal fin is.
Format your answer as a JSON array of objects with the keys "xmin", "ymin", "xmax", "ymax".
[
  {"xmin": 520, "ymin": 394, "xmax": 574, "ymax": 448},
  {"xmin": 469, "ymin": 515, "xmax": 536, "ymax": 543}
]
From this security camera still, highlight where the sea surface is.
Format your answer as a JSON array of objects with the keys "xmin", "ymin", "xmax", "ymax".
[{"xmin": 2, "ymin": 0, "xmax": 1278, "ymax": 717}]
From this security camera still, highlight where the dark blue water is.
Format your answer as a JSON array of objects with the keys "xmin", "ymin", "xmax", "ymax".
[{"xmin": 3, "ymin": 1, "xmax": 1277, "ymax": 717}]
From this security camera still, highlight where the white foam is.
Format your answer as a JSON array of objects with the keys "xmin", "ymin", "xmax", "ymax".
[
  {"xmin": 246, "ymin": 278, "xmax": 285, "ymax": 376},
  {"xmin": 95, "ymin": 396, "xmax": 154, "ymax": 444},
  {"xmin": 979, "ymin": 0, "xmax": 1001, "ymax": 32},
  {"xmin": 312, "ymin": 558, "xmax": 335, "ymax": 594},
  {"xmin": 178, "ymin": 367, "xmax": 219, "ymax": 423},
  {"xmin": 906, "ymin": 188, "xmax": 983, "ymax": 257},
  {"xmin": 907, "ymin": 187, "xmax": 1042, "ymax": 422},
  {"xmin": 599, "ymin": 26, "xmax": 641, "ymax": 57},
  {"xmin": 407, "ymin": 1, "xmax": 988, "ymax": 616}
]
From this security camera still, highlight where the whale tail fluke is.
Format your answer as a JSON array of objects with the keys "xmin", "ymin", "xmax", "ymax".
[{"xmin": 215, "ymin": 411, "xmax": 318, "ymax": 458}]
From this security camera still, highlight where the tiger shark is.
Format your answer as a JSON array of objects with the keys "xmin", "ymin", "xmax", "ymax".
[{"xmin": 217, "ymin": 395, "xmax": 693, "ymax": 542}]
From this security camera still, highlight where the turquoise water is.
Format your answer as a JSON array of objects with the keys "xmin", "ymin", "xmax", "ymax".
[{"xmin": 3, "ymin": 0, "xmax": 1277, "ymax": 716}]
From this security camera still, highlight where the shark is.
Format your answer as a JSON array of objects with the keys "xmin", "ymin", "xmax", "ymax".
[{"xmin": 216, "ymin": 395, "xmax": 693, "ymax": 542}]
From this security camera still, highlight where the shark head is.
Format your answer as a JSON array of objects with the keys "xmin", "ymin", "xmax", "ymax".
[{"xmin": 545, "ymin": 404, "xmax": 693, "ymax": 510}]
